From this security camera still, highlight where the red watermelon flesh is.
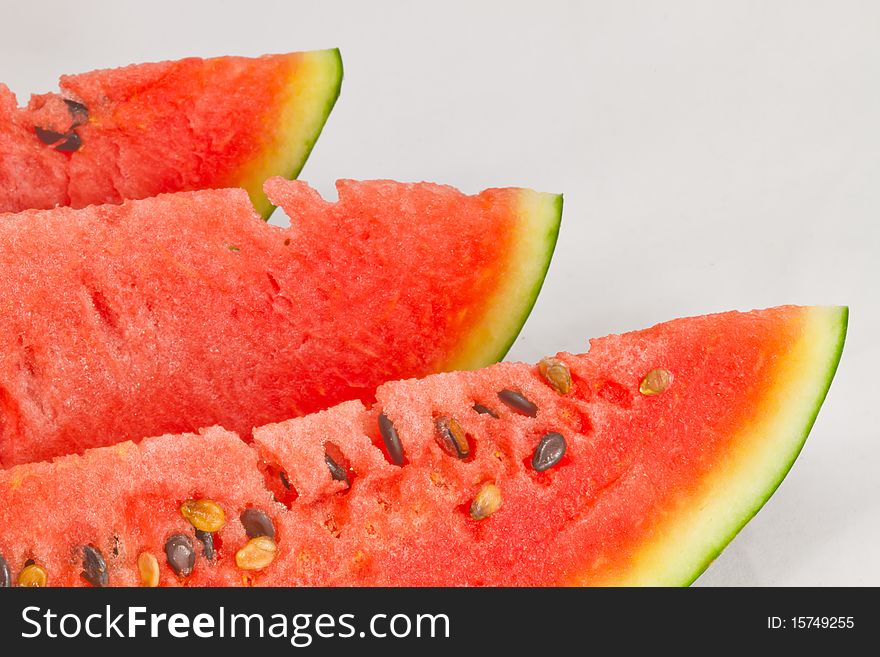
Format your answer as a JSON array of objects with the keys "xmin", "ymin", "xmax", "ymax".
[
  {"xmin": 0, "ymin": 50, "xmax": 343, "ymax": 217},
  {"xmin": 0, "ymin": 178, "xmax": 562, "ymax": 467},
  {"xmin": 0, "ymin": 306, "xmax": 846, "ymax": 586}
]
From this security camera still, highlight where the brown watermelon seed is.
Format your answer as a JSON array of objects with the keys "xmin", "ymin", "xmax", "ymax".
[
  {"xmin": 639, "ymin": 368, "xmax": 673, "ymax": 396},
  {"xmin": 470, "ymin": 483, "xmax": 502, "ymax": 520},
  {"xmin": 137, "ymin": 552, "xmax": 160, "ymax": 587},
  {"xmin": 180, "ymin": 498, "xmax": 226, "ymax": 533},
  {"xmin": 35, "ymin": 127, "xmax": 65, "ymax": 145},
  {"xmin": 235, "ymin": 536, "xmax": 277, "ymax": 571},
  {"xmin": 81, "ymin": 544, "xmax": 109, "ymax": 587},
  {"xmin": 378, "ymin": 412, "xmax": 405, "ymax": 465},
  {"xmin": 531, "ymin": 432, "xmax": 567, "ymax": 472},
  {"xmin": 54, "ymin": 131, "xmax": 82, "ymax": 153},
  {"xmin": 324, "ymin": 452, "xmax": 349, "ymax": 485},
  {"xmin": 279, "ymin": 470, "xmax": 292, "ymax": 489},
  {"xmin": 497, "ymin": 389, "xmax": 538, "ymax": 417},
  {"xmin": 472, "ymin": 403, "xmax": 499, "ymax": 418},
  {"xmin": 538, "ymin": 357, "xmax": 572, "ymax": 394},
  {"xmin": 18, "ymin": 562, "xmax": 47, "ymax": 587},
  {"xmin": 240, "ymin": 508, "xmax": 276, "ymax": 540},
  {"xmin": 0, "ymin": 554, "xmax": 9, "ymax": 587},
  {"xmin": 434, "ymin": 416, "xmax": 470, "ymax": 459},
  {"xmin": 63, "ymin": 99, "xmax": 89, "ymax": 126},
  {"xmin": 165, "ymin": 534, "xmax": 196, "ymax": 577},
  {"xmin": 195, "ymin": 530, "xmax": 215, "ymax": 561}
]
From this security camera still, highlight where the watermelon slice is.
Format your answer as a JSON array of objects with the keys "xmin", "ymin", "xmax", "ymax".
[
  {"xmin": 0, "ymin": 306, "xmax": 846, "ymax": 586},
  {"xmin": 0, "ymin": 49, "xmax": 343, "ymax": 217},
  {"xmin": 0, "ymin": 178, "xmax": 562, "ymax": 467}
]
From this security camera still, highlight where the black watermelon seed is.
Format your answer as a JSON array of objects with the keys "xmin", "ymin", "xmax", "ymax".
[
  {"xmin": 324, "ymin": 453, "xmax": 350, "ymax": 485},
  {"xmin": 240, "ymin": 508, "xmax": 276, "ymax": 540},
  {"xmin": 54, "ymin": 131, "xmax": 82, "ymax": 153},
  {"xmin": 434, "ymin": 416, "xmax": 470, "ymax": 459},
  {"xmin": 165, "ymin": 534, "xmax": 196, "ymax": 577},
  {"xmin": 497, "ymin": 389, "xmax": 538, "ymax": 417},
  {"xmin": 279, "ymin": 470, "xmax": 291, "ymax": 489},
  {"xmin": 81, "ymin": 545, "xmax": 109, "ymax": 588},
  {"xmin": 194, "ymin": 529, "xmax": 215, "ymax": 561},
  {"xmin": 0, "ymin": 554, "xmax": 10, "ymax": 588},
  {"xmin": 531, "ymin": 432, "xmax": 567, "ymax": 472},
  {"xmin": 35, "ymin": 127, "xmax": 65, "ymax": 145},
  {"xmin": 378, "ymin": 412, "xmax": 405, "ymax": 465},
  {"xmin": 63, "ymin": 99, "xmax": 89, "ymax": 126},
  {"xmin": 472, "ymin": 403, "xmax": 499, "ymax": 418}
]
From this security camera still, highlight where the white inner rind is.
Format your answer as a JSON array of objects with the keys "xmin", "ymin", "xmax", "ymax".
[{"xmin": 610, "ymin": 306, "xmax": 848, "ymax": 586}]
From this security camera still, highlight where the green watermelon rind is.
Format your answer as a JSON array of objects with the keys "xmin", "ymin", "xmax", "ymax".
[
  {"xmin": 442, "ymin": 191, "xmax": 563, "ymax": 373},
  {"xmin": 247, "ymin": 49, "xmax": 344, "ymax": 219},
  {"xmin": 684, "ymin": 306, "xmax": 848, "ymax": 586}
]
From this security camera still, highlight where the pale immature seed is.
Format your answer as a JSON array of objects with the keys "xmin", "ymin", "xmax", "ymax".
[
  {"xmin": 235, "ymin": 536, "xmax": 278, "ymax": 571},
  {"xmin": 180, "ymin": 498, "xmax": 226, "ymax": 533},
  {"xmin": 138, "ymin": 552, "xmax": 160, "ymax": 587},
  {"xmin": 470, "ymin": 483, "xmax": 502, "ymax": 521},
  {"xmin": 639, "ymin": 368, "xmax": 673, "ymax": 396},
  {"xmin": 18, "ymin": 563, "xmax": 48, "ymax": 587},
  {"xmin": 538, "ymin": 357, "xmax": 572, "ymax": 394}
]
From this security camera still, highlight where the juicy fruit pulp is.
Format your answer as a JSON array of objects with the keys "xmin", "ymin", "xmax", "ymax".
[
  {"xmin": 0, "ymin": 49, "xmax": 343, "ymax": 217},
  {"xmin": 0, "ymin": 306, "xmax": 846, "ymax": 586},
  {"xmin": 0, "ymin": 178, "xmax": 562, "ymax": 467}
]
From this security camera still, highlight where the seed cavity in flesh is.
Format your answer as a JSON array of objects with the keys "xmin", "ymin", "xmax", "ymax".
[
  {"xmin": 18, "ymin": 562, "xmax": 47, "ymax": 587},
  {"xmin": 324, "ymin": 453, "xmax": 349, "ymax": 485},
  {"xmin": 81, "ymin": 544, "xmax": 109, "ymax": 587},
  {"xmin": 235, "ymin": 536, "xmax": 277, "ymax": 571},
  {"xmin": 165, "ymin": 534, "xmax": 196, "ymax": 578},
  {"xmin": 639, "ymin": 368, "xmax": 673, "ymax": 396},
  {"xmin": 497, "ymin": 389, "xmax": 538, "ymax": 417},
  {"xmin": 180, "ymin": 498, "xmax": 226, "ymax": 533},
  {"xmin": 434, "ymin": 416, "xmax": 470, "ymax": 459},
  {"xmin": 63, "ymin": 99, "xmax": 89, "ymax": 126},
  {"xmin": 0, "ymin": 554, "xmax": 10, "ymax": 588},
  {"xmin": 470, "ymin": 483, "xmax": 502, "ymax": 521},
  {"xmin": 240, "ymin": 508, "xmax": 276, "ymax": 540},
  {"xmin": 538, "ymin": 357, "xmax": 572, "ymax": 394},
  {"xmin": 137, "ymin": 552, "xmax": 160, "ymax": 587},
  {"xmin": 195, "ymin": 530, "xmax": 215, "ymax": 561},
  {"xmin": 378, "ymin": 412, "xmax": 405, "ymax": 465},
  {"xmin": 472, "ymin": 403, "xmax": 499, "ymax": 418},
  {"xmin": 531, "ymin": 432, "xmax": 567, "ymax": 472}
]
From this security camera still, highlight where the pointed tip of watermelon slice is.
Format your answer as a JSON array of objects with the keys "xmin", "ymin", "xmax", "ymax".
[{"xmin": 239, "ymin": 48, "xmax": 344, "ymax": 219}]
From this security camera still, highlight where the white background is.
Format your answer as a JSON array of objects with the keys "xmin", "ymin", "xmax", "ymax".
[{"xmin": 1, "ymin": 1, "xmax": 877, "ymax": 585}]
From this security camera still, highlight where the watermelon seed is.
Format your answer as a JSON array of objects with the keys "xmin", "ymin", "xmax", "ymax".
[
  {"xmin": 17, "ymin": 562, "xmax": 47, "ymax": 587},
  {"xmin": 538, "ymin": 357, "xmax": 572, "ymax": 395},
  {"xmin": 195, "ymin": 529, "xmax": 216, "ymax": 561},
  {"xmin": 472, "ymin": 403, "xmax": 499, "ymax": 418},
  {"xmin": 434, "ymin": 416, "xmax": 470, "ymax": 459},
  {"xmin": 639, "ymin": 368, "xmax": 673, "ymax": 396},
  {"xmin": 35, "ymin": 127, "xmax": 66, "ymax": 145},
  {"xmin": 165, "ymin": 534, "xmax": 196, "ymax": 578},
  {"xmin": 470, "ymin": 483, "xmax": 502, "ymax": 521},
  {"xmin": 240, "ymin": 508, "xmax": 276, "ymax": 540},
  {"xmin": 137, "ymin": 552, "xmax": 160, "ymax": 587},
  {"xmin": 280, "ymin": 470, "xmax": 292, "ymax": 489},
  {"xmin": 180, "ymin": 498, "xmax": 226, "ymax": 533},
  {"xmin": 81, "ymin": 544, "xmax": 109, "ymax": 587},
  {"xmin": 531, "ymin": 432, "xmax": 567, "ymax": 472},
  {"xmin": 54, "ymin": 131, "xmax": 82, "ymax": 153},
  {"xmin": 324, "ymin": 452, "xmax": 350, "ymax": 485},
  {"xmin": 63, "ymin": 99, "xmax": 89, "ymax": 126},
  {"xmin": 235, "ymin": 536, "xmax": 277, "ymax": 571},
  {"xmin": 378, "ymin": 412, "xmax": 405, "ymax": 466},
  {"xmin": 0, "ymin": 554, "xmax": 9, "ymax": 588},
  {"xmin": 497, "ymin": 389, "xmax": 538, "ymax": 417}
]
